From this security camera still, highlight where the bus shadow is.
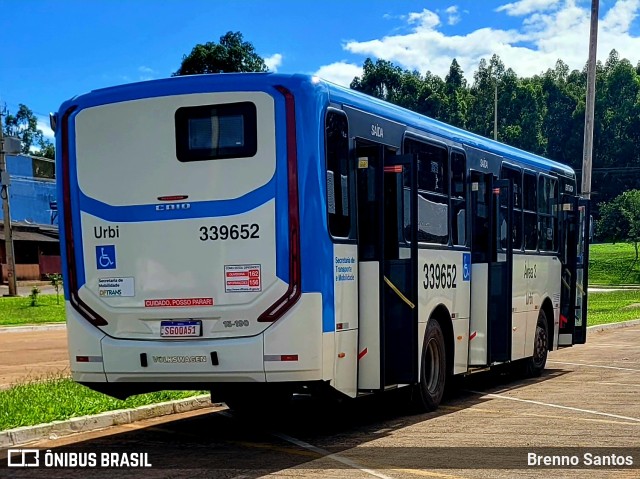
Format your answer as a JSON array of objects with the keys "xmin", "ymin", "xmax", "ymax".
[{"xmin": 14, "ymin": 368, "xmax": 569, "ymax": 478}]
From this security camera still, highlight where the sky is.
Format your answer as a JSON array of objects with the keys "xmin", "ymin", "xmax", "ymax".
[{"xmin": 2, "ymin": 0, "xmax": 640, "ymax": 141}]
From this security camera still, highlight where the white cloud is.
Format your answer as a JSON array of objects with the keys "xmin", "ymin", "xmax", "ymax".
[
  {"xmin": 264, "ymin": 53, "xmax": 283, "ymax": 72},
  {"xmin": 408, "ymin": 9, "xmax": 441, "ymax": 28},
  {"xmin": 601, "ymin": 0, "xmax": 640, "ymax": 33},
  {"xmin": 37, "ymin": 118, "xmax": 54, "ymax": 140},
  {"xmin": 445, "ymin": 5, "xmax": 461, "ymax": 25},
  {"xmin": 331, "ymin": 1, "xmax": 640, "ymax": 83},
  {"xmin": 496, "ymin": 0, "xmax": 561, "ymax": 16},
  {"xmin": 138, "ymin": 66, "xmax": 157, "ymax": 81},
  {"xmin": 314, "ymin": 62, "xmax": 363, "ymax": 87}
]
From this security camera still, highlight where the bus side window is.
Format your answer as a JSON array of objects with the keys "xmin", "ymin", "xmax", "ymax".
[
  {"xmin": 326, "ymin": 111, "xmax": 351, "ymax": 238},
  {"xmin": 451, "ymin": 152, "xmax": 466, "ymax": 246},
  {"xmin": 523, "ymin": 172, "xmax": 538, "ymax": 251},
  {"xmin": 404, "ymin": 139, "xmax": 449, "ymax": 245},
  {"xmin": 538, "ymin": 176, "xmax": 557, "ymax": 251},
  {"xmin": 500, "ymin": 165, "xmax": 522, "ymax": 251}
]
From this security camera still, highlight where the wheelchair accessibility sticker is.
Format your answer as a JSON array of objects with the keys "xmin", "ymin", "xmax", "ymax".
[
  {"xmin": 96, "ymin": 245, "xmax": 116, "ymax": 270},
  {"xmin": 462, "ymin": 252, "xmax": 471, "ymax": 281}
]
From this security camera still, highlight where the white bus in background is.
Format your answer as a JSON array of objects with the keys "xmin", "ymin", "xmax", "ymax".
[{"xmin": 54, "ymin": 73, "xmax": 589, "ymax": 412}]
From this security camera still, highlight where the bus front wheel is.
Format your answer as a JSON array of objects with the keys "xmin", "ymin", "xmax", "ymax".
[{"xmin": 412, "ymin": 319, "xmax": 446, "ymax": 412}]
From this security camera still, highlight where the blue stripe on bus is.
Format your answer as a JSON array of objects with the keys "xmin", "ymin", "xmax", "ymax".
[
  {"xmin": 78, "ymin": 176, "xmax": 276, "ymax": 222},
  {"xmin": 67, "ymin": 109, "xmax": 87, "ymax": 291},
  {"xmin": 291, "ymin": 89, "xmax": 335, "ymax": 333},
  {"xmin": 273, "ymin": 90, "xmax": 290, "ymax": 287}
]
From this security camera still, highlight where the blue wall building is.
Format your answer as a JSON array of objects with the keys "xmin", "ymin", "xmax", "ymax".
[
  {"xmin": 1, "ymin": 154, "xmax": 57, "ymax": 226},
  {"xmin": 0, "ymin": 154, "xmax": 60, "ymax": 281}
]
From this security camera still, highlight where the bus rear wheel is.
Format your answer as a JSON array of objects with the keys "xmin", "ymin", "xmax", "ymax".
[
  {"xmin": 412, "ymin": 319, "xmax": 446, "ymax": 412},
  {"xmin": 523, "ymin": 310, "xmax": 549, "ymax": 377}
]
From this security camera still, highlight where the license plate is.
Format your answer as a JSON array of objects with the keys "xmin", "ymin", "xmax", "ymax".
[{"xmin": 160, "ymin": 320, "xmax": 202, "ymax": 338}]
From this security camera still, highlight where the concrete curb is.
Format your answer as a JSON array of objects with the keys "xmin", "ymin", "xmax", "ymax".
[
  {"xmin": 0, "ymin": 323, "xmax": 66, "ymax": 333},
  {"xmin": 587, "ymin": 318, "xmax": 640, "ymax": 332},
  {"xmin": 0, "ymin": 395, "xmax": 216, "ymax": 448}
]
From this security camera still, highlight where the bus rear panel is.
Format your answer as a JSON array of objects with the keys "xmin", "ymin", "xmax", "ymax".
[{"xmin": 58, "ymin": 75, "xmax": 330, "ymax": 399}]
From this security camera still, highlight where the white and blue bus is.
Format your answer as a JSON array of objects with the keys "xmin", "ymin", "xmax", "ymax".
[{"xmin": 54, "ymin": 73, "xmax": 589, "ymax": 411}]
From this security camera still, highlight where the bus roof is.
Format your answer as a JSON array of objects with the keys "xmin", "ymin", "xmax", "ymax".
[
  {"xmin": 60, "ymin": 72, "xmax": 575, "ymax": 178},
  {"xmin": 321, "ymin": 77, "xmax": 575, "ymax": 178}
]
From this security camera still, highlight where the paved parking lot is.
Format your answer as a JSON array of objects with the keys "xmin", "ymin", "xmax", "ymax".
[{"xmin": 1, "ymin": 325, "xmax": 639, "ymax": 478}]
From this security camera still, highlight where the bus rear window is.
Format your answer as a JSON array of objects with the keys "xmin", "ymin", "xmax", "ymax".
[{"xmin": 175, "ymin": 102, "xmax": 257, "ymax": 161}]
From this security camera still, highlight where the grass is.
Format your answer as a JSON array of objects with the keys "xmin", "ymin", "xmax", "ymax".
[
  {"xmin": 0, "ymin": 294, "xmax": 65, "ymax": 326},
  {"xmin": 587, "ymin": 290, "xmax": 640, "ymax": 326},
  {"xmin": 0, "ymin": 375, "xmax": 206, "ymax": 431},
  {"xmin": 589, "ymin": 242, "xmax": 640, "ymax": 285}
]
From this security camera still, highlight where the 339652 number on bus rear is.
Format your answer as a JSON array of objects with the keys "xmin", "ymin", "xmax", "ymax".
[
  {"xmin": 423, "ymin": 263, "xmax": 457, "ymax": 289},
  {"xmin": 199, "ymin": 224, "xmax": 260, "ymax": 241}
]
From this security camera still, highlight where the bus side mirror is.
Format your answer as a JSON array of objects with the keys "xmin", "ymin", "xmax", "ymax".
[{"xmin": 589, "ymin": 215, "xmax": 594, "ymax": 241}]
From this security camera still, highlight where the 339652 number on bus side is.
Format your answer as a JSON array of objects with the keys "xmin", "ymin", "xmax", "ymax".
[{"xmin": 423, "ymin": 263, "xmax": 457, "ymax": 289}]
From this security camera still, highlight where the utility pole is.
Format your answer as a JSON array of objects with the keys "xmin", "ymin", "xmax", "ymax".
[
  {"xmin": 493, "ymin": 80, "xmax": 498, "ymax": 141},
  {"xmin": 489, "ymin": 64, "xmax": 498, "ymax": 141},
  {"xmin": 0, "ymin": 112, "xmax": 18, "ymax": 296},
  {"xmin": 581, "ymin": 0, "xmax": 599, "ymax": 200}
]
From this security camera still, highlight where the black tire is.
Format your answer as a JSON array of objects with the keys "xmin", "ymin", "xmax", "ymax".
[
  {"xmin": 412, "ymin": 319, "xmax": 447, "ymax": 412},
  {"xmin": 524, "ymin": 310, "xmax": 549, "ymax": 377}
]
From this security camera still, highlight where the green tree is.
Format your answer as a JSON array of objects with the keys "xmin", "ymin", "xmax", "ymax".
[
  {"xmin": 468, "ymin": 55, "xmax": 506, "ymax": 139},
  {"xmin": 33, "ymin": 142, "xmax": 55, "ymax": 160},
  {"xmin": 350, "ymin": 58, "xmax": 404, "ymax": 101},
  {"xmin": 499, "ymin": 74, "xmax": 546, "ymax": 154},
  {"xmin": 540, "ymin": 60, "xmax": 582, "ymax": 167},
  {"xmin": 597, "ymin": 190, "xmax": 640, "ymax": 260},
  {"xmin": 174, "ymin": 31, "xmax": 268, "ymax": 76},
  {"xmin": 350, "ymin": 59, "xmax": 449, "ymax": 120},
  {"xmin": 47, "ymin": 273, "xmax": 63, "ymax": 305},
  {"xmin": 600, "ymin": 54, "xmax": 640, "ymax": 169},
  {"xmin": 420, "ymin": 71, "xmax": 447, "ymax": 119},
  {"xmin": 443, "ymin": 59, "xmax": 469, "ymax": 128},
  {"xmin": 2, "ymin": 104, "xmax": 54, "ymax": 157}
]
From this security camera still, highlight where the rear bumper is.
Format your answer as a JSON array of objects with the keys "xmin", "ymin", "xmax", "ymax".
[
  {"xmin": 66, "ymin": 293, "xmax": 326, "ymax": 388},
  {"xmin": 101, "ymin": 333, "xmax": 266, "ymax": 383}
]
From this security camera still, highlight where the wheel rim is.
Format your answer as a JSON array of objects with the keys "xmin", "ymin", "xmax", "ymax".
[
  {"xmin": 426, "ymin": 338, "xmax": 441, "ymax": 393},
  {"xmin": 533, "ymin": 325, "xmax": 547, "ymax": 368}
]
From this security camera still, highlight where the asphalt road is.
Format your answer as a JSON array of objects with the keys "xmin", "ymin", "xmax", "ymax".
[
  {"xmin": 1, "ymin": 325, "xmax": 639, "ymax": 478},
  {"xmin": 0, "ymin": 327, "xmax": 68, "ymax": 388}
]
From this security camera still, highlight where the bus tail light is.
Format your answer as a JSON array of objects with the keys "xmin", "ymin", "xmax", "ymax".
[
  {"xmin": 61, "ymin": 106, "xmax": 108, "ymax": 327},
  {"xmin": 258, "ymin": 86, "xmax": 302, "ymax": 322}
]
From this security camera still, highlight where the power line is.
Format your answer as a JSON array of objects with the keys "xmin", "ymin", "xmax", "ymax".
[
  {"xmin": 574, "ymin": 167, "xmax": 640, "ymax": 173},
  {"xmin": 0, "ymin": 100, "xmax": 53, "ymax": 120}
]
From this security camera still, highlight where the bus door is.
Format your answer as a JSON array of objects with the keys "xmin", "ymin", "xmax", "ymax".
[
  {"xmin": 355, "ymin": 140, "xmax": 418, "ymax": 390},
  {"xmin": 490, "ymin": 178, "xmax": 514, "ymax": 362},
  {"xmin": 382, "ymin": 153, "xmax": 418, "ymax": 386},
  {"xmin": 574, "ymin": 199, "xmax": 590, "ymax": 344},
  {"xmin": 558, "ymin": 195, "xmax": 589, "ymax": 346},
  {"xmin": 468, "ymin": 172, "xmax": 513, "ymax": 365}
]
